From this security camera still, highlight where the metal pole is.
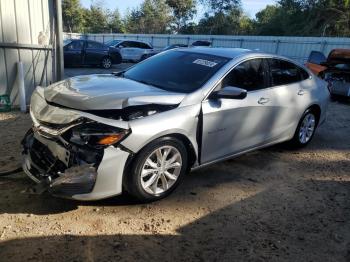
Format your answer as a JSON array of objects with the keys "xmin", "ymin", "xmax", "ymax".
[{"xmin": 55, "ymin": 0, "xmax": 64, "ymax": 81}]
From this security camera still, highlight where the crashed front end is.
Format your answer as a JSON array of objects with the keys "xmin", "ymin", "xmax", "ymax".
[{"xmin": 22, "ymin": 87, "xmax": 131, "ymax": 200}]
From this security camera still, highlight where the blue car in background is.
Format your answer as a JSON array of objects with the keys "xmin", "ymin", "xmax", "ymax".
[{"xmin": 64, "ymin": 39, "xmax": 122, "ymax": 69}]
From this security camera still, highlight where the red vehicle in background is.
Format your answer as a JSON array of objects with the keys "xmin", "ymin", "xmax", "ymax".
[{"xmin": 306, "ymin": 49, "xmax": 350, "ymax": 98}]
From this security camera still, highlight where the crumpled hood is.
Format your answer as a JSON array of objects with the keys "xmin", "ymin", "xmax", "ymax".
[{"xmin": 44, "ymin": 74, "xmax": 186, "ymax": 110}]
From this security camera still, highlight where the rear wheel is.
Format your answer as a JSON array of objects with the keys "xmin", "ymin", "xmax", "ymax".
[
  {"xmin": 125, "ymin": 137, "xmax": 188, "ymax": 202},
  {"xmin": 290, "ymin": 109, "xmax": 318, "ymax": 148},
  {"xmin": 101, "ymin": 57, "xmax": 112, "ymax": 69}
]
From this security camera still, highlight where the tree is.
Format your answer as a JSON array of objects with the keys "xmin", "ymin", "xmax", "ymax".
[
  {"xmin": 200, "ymin": 0, "xmax": 241, "ymax": 14},
  {"xmin": 125, "ymin": 0, "xmax": 172, "ymax": 34},
  {"xmin": 62, "ymin": 0, "xmax": 84, "ymax": 32},
  {"xmin": 107, "ymin": 9, "xmax": 125, "ymax": 33},
  {"xmin": 166, "ymin": 0, "xmax": 197, "ymax": 33},
  {"xmin": 197, "ymin": 0, "xmax": 243, "ymax": 34},
  {"xmin": 83, "ymin": 3, "xmax": 109, "ymax": 33}
]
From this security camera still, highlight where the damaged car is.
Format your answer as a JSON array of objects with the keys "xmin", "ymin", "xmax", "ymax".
[
  {"xmin": 22, "ymin": 48, "xmax": 330, "ymax": 202},
  {"xmin": 306, "ymin": 49, "xmax": 350, "ymax": 98}
]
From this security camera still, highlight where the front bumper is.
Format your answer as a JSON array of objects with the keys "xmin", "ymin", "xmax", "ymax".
[{"xmin": 22, "ymin": 129, "xmax": 130, "ymax": 201}]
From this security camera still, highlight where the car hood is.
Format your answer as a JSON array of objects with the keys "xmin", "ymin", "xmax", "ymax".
[{"xmin": 44, "ymin": 74, "xmax": 186, "ymax": 110}]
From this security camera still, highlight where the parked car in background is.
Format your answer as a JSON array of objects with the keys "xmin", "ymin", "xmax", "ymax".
[
  {"xmin": 141, "ymin": 44, "xmax": 189, "ymax": 60},
  {"xmin": 64, "ymin": 40, "xmax": 122, "ymax": 69},
  {"xmin": 140, "ymin": 41, "xmax": 212, "ymax": 61},
  {"xmin": 306, "ymin": 49, "xmax": 350, "ymax": 98},
  {"xmin": 23, "ymin": 48, "xmax": 329, "ymax": 202},
  {"xmin": 106, "ymin": 39, "xmax": 154, "ymax": 62},
  {"xmin": 191, "ymin": 40, "xmax": 212, "ymax": 47}
]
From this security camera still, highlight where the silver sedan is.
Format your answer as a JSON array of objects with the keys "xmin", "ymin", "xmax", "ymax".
[{"xmin": 22, "ymin": 48, "xmax": 330, "ymax": 202}]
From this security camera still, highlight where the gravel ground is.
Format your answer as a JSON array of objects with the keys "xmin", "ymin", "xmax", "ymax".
[{"xmin": 0, "ymin": 88, "xmax": 349, "ymax": 261}]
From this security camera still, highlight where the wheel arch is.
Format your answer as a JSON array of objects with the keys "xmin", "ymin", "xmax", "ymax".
[{"xmin": 307, "ymin": 104, "xmax": 321, "ymax": 125}]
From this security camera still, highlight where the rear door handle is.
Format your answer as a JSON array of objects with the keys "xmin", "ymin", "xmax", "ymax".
[
  {"xmin": 298, "ymin": 89, "xmax": 306, "ymax": 96},
  {"xmin": 258, "ymin": 97, "xmax": 270, "ymax": 105}
]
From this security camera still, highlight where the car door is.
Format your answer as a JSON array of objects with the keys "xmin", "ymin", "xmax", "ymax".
[
  {"xmin": 84, "ymin": 41, "xmax": 109, "ymax": 65},
  {"xmin": 201, "ymin": 58, "xmax": 278, "ymax": 164},
  {"xmin": 264, "ymin": 58, "xmax": 312, "ymax": 141},
  {"xmin": 64, "ymin": 40, "xmax": 84, "ymax": 66},
  {"xmin": 118, "ymin": 41, "xmax": 141, "ymax": 61}
]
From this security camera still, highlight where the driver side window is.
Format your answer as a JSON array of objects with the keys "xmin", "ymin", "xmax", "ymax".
[{"xmin": 219, "ymin": 58, "xmax": 267, "ymax": 92}]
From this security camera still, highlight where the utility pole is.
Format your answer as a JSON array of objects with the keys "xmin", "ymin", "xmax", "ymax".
[{"xmin": 55, "ymin": 0, "xmax": 64, "ymax": 81}]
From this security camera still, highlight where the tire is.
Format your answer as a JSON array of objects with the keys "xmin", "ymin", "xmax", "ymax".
[
  {"xmin": 101, "ymin": 57, "xmax": 112, "ymax": 69},
  {"xmin": 125, "ymin": 137, "xmax": 188, "ymax": 202},
  {"xmin": 290, "ymin": 109, "xmax": 318, "ymax": 148}
]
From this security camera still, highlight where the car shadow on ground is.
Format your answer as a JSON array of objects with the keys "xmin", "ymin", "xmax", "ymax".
[{"xmin": 0, "ymin": 179, "xmax": 349, "ymax": 262}]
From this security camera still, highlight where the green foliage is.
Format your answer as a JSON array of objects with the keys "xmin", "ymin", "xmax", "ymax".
[
  {"xmin": 255, "ymin": 0, "xmax": 350, "ymax": 36},
  {"xmin": 62, "ymin": 0, "xmax": 84, "ymax": 32},
  {"xmin": 124, "ymin": 0, "xmax": 172, "ymax": 34},
  {"xmin": 60, "ymin": 0, "xmax": 350, "ymax": 36},
  {"xmin": 166, "ymin": 0, "xmax": 197, "ymax": 32}
]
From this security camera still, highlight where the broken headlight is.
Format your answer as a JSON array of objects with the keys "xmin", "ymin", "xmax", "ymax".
[{"xmin": 67, "ymin": 122, "xmax": 130, "ymax": 148}]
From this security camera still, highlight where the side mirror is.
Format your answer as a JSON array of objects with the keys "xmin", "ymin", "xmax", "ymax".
[
  {"xmin": 118, "ymin": 45, "xmax": 124, "ymax": 49},
  {"xmin": 210, "ymin": 86, "xmax": 247, "ymax": 100}
]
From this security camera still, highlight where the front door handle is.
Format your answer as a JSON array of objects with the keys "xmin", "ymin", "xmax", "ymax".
[
  {"xmin": 258, "ymin": 97, "xmax": 270, "ymax": 105},
  {"xmin": 298, "ymin": 89, "xmax": 306, "ymax": 96}
]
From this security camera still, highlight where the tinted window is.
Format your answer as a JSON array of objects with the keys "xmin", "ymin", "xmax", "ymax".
[
  {"xmin": 222, "ymin": 59, "xmax": 266, "ymax": 92},
  {"xmin": 86, "ymin": 41, "xmax": 104, "ymax": 49},
  {"xmin": 139, "ymin": 42, "xmax": 152, "ymax": 49},
  {"xmin": 122, "ymin": 41, "xmax": 139, "ymax": 48},
  {"xmin": 66, "ymin": 40, "xmax": 83, "ymax": 50},
  {"xmin": 124, "ymin": 51, "xmax": 229, "ymax": 93},
  {"xmin": 268, "ymin": 59, "xmax": 309, "ymax": 86}
]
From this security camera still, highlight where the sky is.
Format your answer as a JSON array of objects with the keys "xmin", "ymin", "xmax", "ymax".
[{"xmin": 80, "ymin": 0, "xmax": 277, "ymax": 19}]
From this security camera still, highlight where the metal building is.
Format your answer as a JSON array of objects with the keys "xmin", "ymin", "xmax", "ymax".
[{"xmin": 0, "ymin": 0, "xmax": 63, "ymax": 106}]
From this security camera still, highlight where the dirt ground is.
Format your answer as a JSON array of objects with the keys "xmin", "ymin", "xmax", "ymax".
[{"xmin": 0, "ymin": 98, "xmax": 349, "ymax": 261}]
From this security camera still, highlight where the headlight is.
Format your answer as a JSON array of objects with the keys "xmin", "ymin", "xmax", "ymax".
[{"xmin": 67, "ymin": 122, "xmax": 130, "ymax": 148}]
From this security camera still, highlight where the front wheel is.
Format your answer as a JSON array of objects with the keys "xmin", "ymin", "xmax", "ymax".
[
  {"xmin": 125, "ymin": 137, "xmax": 188, "ymax": 202},
  {"xmin": 290, "ymin": 109, "xmax": 318, "ymax": 148},
  {"xmin": 101, "ymin": 57, "xmax": 112, "ymax": 69}
]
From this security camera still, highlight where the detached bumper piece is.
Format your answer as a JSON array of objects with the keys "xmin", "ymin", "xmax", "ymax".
[{"xmin": 22, "ymin": 129, "xmax": 103, "ymax": 198}]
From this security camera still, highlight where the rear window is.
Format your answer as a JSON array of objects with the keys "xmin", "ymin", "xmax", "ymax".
[
  {"xmin": 124, "ymin": 51, "xmax": 229, "ymax": 93},
  {"xmin": 268, "ymin": 59, "xmax": 309, "ymax": 87}
]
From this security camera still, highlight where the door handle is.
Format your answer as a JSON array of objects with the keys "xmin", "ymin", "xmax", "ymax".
[
  {"xmin": 258, "ymin": 97, "xmax": 270, "ymax": 105},
  {"xmin": 298, "ymin": 89, "xmax": 306, "ymax": 96}
]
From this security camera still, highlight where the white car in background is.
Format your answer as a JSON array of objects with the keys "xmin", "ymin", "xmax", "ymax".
[{"xmin": 106, "ymin": 39, "xmax": 155, "ymax": 62}]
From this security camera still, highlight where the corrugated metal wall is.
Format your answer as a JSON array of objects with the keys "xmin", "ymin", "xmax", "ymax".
[
  {"xmin": 0, "ymin": 0, "xmax": 55, "ymax": 105},
  {"xmin": 65, "ymin": 33, "xmax": 350, "ymax": 63}
]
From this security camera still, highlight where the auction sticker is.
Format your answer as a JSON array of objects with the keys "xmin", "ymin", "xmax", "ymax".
[{"xmin": 193, "ymin": 59, "xmax": 218, "ymax": 68}]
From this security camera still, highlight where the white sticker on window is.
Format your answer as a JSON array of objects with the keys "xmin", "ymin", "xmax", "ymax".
[{"xmin": 193, "ymin": 59, "xmax": 218, "ymax": 68}]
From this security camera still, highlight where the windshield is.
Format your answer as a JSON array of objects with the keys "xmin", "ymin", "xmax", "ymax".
[
  {"xmin": 106, "ymin": 40, "xmax": 122, "ymax": 46},
  {"xmin": 123, "ymin": 51, "xmax": 230, "ymax": 93}
]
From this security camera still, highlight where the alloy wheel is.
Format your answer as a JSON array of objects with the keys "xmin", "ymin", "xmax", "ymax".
[
  {"xmin": 140, "ymin": 146, "xmax": 182, "ymax": 195},
  {"xmin": 102, "ymin": 58, "xmax": 112, "ymax": 69},
  {"xmin": 299, "ymin": 113, "xmax": 316, "ymax": 144}
]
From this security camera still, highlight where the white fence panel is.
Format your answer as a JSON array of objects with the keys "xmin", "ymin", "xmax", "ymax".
[{"xmin": 63, "ymin": 33, "xmax": 350, "ymax": 63}]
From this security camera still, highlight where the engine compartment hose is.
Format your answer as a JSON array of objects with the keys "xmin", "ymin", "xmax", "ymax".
[{"xmin": 0, "ymin": 167, "xmax": 23, "ymax": 177}]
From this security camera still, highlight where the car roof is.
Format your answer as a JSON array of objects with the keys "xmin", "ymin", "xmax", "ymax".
[{"xmin": 178, "ymin": 47, "xmax": 255, "ymax": 59}]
